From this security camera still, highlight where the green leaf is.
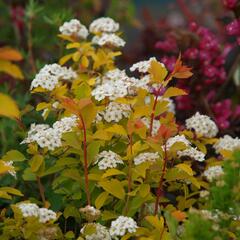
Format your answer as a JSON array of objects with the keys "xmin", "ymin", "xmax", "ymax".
[
  {"xmin": 63, "ymin": 169, "xmax": 82, "ymax": 181},
  {"xmin": 87, "ymin": 141, "xmax": 102, "ymax": 165},
  {"xmin": 2, "ymin": 150, "xmax": 25, "ymax": 162},
  {"xmin": 30, "ymin": 155, "xmax": 44, "ymax": 173},
  {"xmin": 64, "ymin": 205, "xmax": 81, "ymax": 220},
  {"xmin": 139, "ymin": 184, "xmax": 150, "ymax": 198},
  {"xmin": 101, "ymin": 211, "xmax": 118, "ymax": 221},
  {"xmin": 99, "ymin": 179, "xmax": 125, "ymax": 199},
  {"xmin": 0, "ymin": 187, "xmax": 23, "ymax": 196},
  {"xmin": 95, "ymin": 191, "xmax": 109, "ymax": 209}
]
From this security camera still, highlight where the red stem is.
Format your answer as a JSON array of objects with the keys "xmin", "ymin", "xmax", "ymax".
[
  {"xmin": 149, "ymin": 95, "xmax": 159, "ymax": 137},
  {"xmin": 79, "ymin": 114, "xmax": 91, "ymax": 205},
  {"xmin": 154, "ymin": 143, "xmax": 168, "ymax": 215},
  {"xmin": 124, "ymin": 134, "xmax": 133, "ymax": 215}
]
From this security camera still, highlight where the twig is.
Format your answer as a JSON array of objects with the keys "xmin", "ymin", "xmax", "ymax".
[
  {"xmin": 36, "ymin": 176, "xmax": 46, "ymax": 207},
  {"xmin": 79, "ymin": 114, "xmax": 91, "ymax": 205}
]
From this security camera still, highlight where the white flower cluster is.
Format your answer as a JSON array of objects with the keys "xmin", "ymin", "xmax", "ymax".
[
  {"xmin": 166, "ymin": 135, "xmax": 191, "ymax": 151},
  {"xmin": 3, "ymin": 161, "xmax": 16, "ymax": 177},
  {"xmin": 134, "ymin": 152, "xmax": 159, "ymax": 165},
  {"xmin": 21, "ymin": 116, "xmax": 78, "ymax": 151},
  {"xmin": 178, "ymin": 147, "xmax": 205, "ymax": 162},
  {"xmin": 81, "ymin": 223, "xmax": 111, "ymax": 240},
  {"xmin": 141, "ymin": 117, "xmax": 161, "ymax": 136},
  {"xmin": 130, "ymin": 57, "xmax": 164, "ymax": 73},
  {"xmin": 89, "ymin": 17, "xmax": 119, "ymax": 33},
  {"xmin": 164, "ymin": 98, "xmax": 175, "ymax": 113},
  {"xmin": 31, "ymin": 64, "xmax": 77, "ymax": 91},
  {"xmin": 92, "ymin": 33, "xmax": 125, "ymax": 47},
  {"xmin": 96, "ymin": 102, "xmax": 131, "ymax": 123},
  {"xmin": 59, "ymin": 19, "xmax": 88, "ymax": 39},
  {"xmin": 110, "ymin": 216, "xmax": 138, "ymax": 238},
  {"xmin": 213, "ymin": 135, "xmax": 240, "ymax": 153},
  {"xmin": 92, "ymin": 69, "xmax": 135, "ymax": 101},
  {"xmin": 95, "ymin": 150, "xmax": 124, "ymax": 170},
  {"xmin": 203, "ymin": 166, "xmax": 224, "ymax": 182},
  {"xmin": 17, "ymin": 203, "xmax": 56, "ymax": 223},
  {"xmin": 185, "ymin": 112, "xmax": 218, "ymax": 138}
]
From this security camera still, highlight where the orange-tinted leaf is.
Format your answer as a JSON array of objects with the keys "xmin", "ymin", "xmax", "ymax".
[
  {"xmin": 171, "ymin": 210, "xmax": 186, "ymax": 221},
  {"xmin": 0, "ymin": 60, "xmax": 24, "ymax": 79},
  {"xmin": 163, "ymin": 87, "xmax": 187, "ymax": 98},
  {"xmin": 0, "ymin": 47, "xmax": 23, "ymax": 61},
  {"xmin": 172, "ymin": 55, "xmax": 193, "ymax": 79}
]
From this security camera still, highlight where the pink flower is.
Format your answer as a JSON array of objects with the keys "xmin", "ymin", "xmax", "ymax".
[
  {"xmin": 226, "ymin": 19, "xmax": 240, "ymax": 36},
  {"xmin": 222, "ymin": 0, "xmax": 238, "ymax": 9}
]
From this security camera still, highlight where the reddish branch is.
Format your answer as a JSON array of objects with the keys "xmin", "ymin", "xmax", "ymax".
[
  {"xmin": 79, "ymin": 114, "xmax": 91, "ymax": 205},
  {"xmin": 149, "ymin": 95, "xmax": 159, "ymax": 137},
  {"xmin": 154, "ymin": 143, "xmax": 168, "ymax": 215},
  {"xmin": 37, "ymin": 176, "xmax": 46, "ymax": 207}
]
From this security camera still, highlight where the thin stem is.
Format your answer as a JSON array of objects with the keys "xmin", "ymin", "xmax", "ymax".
[
  {"xmin": 154, "ymin": 143, "xmax": 168, "ymax": 215},
  {"xmin": 79, "ymin": 114, "xmax": 91, "ymax": 206},
  {"xmin": 36, "ymin": 176, "xmax": 46, "ymax": 207},
  {"xmin": 124, "ymin": 134, "xmax": 133, "ymax": 215},
  {"xmin": 149, "ymin": 95, "xmax": 159, "ymax": 137}
]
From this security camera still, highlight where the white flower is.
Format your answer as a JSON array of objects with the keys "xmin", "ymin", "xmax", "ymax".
[
  {"xmin": 185, "ymin": 112, "xmax": 218, "ymax": 138},
  {"xmin": 53, "ymin": 115, "xmax": 78, "ymax": 133},
  {"xmin": 21, "ymin": 115, "xmax": 78, "ymax": 151},
  {"xmin": 200, "ymin": 190, "xmax": 209, "ymax": 198},
  {"xmin": 134, "ymin": 152, "xmax": 159, "ymax": 165},
  {"xmin": 92, "ymin": 33, "xmax": 125, "ymax": 47},
  {"xmin": 95, "ymin": 150, "xmax": 123, "ymax": 170},
  {"xmin": 110, "ymin": 216, "xmax": 138, "ymax": 238},
  {"xmin": 166, "ymin": 135, "xmax": 191, "ymax": 151},
  {"xmin": 213, "ymin": 135, "xmax": 240, "ymax": 153},
  {"xmin": 17, "ymin": 203, "xmax": 57, "ymax": 223},
  {"xmin": 59, "ymin": 19, "xmax": 88, "ymax": 39},
  {"xmin": 18, "ymin": 203, "xmax": 39, "ymax": 218},
  {"xmin": 96, "ymin": 102, "xmax": 131, "ymax": 123},
  {"xmin": 130, "ymin": 57, "xmax": 165, "ymax": 73},
  {"xmin": 141, "ymin": 117, "xmax": 161, "ymax": 136},
  {"xmin": 92, "ymin": 70, "xmax": 131, "ymax": 101},
  {"xmin": 178, "ymin": 147, "xmax": 205, "ymax": 162},
  {"xmin": 81, "ymin": 223, "xmax": 111, "ymax": 240},
  {"xmin": 89, "ymin": 17, "xmax": 119, "ymax": 33},
  {"xmin": 52, "ymin": 101, "xmax": 59, "ymax": 109},
  {"xmin": 39, "ymin": 208, "xmax": 57, "ymax": 223},
  {"xmin": 203, "ymin": 166, "xmax": 224, "ymax": 182},
  {"xmin": 3, "ymin": 161, "xmax": 16, "ymax": 177},
  {"xmin": 31, "ymin": 64, "xmax": 77, "ymax": 91}
]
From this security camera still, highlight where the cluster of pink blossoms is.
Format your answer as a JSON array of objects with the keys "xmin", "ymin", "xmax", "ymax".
[{"xmin": 155, "ymin": 4, "xmax": 240, "ymax": 132}]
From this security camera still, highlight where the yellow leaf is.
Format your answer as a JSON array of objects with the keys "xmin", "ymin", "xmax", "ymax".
[
  {"xmin": 0, "ymin": 187, "xmax": 23, "ymax": 196},
  {"xmin": 81, "ymin": 56, "xmax": 89, "ymax": 68},
  {"xmin": 95, "ymin": 192, "xmax": 109, "ymax": 209},
  {"xmin": 0, "ymin": 47, "xmax": 23, "ymax": 61},
  {"xmin": 0, "ymin": 160, "xmax": 12, "ymax": 175},
  {"xmin": 59, "ymin": 53, "xmax": 73, "ymax": 65},
  {"xmin": 102, "ymin": 169, "xmax": 126, "ymax": 178},
  {"xmin": 106, "ymin": 124, "xmax": 127, "ymax": 136},
  {"xmin": 72, "ymin": 51, "xmax": 81, "ymax": 62},
  {"xmin": 0, "ymin": 60, "xmax": 24, "ymax": 79},
  {"xmin": 149, "ymin": 60, "xmax": 168, "ymax": 83},
  {"xmin": 175, "ymin": 163, "xmax": 193, "ymax": 176},
  {"xmin": 0, "ymin": 93, "xmax": 20, "ymax": 119},
  {"xmin": 99, "ymin": 179, "xmax": 125, "ymax": 199},
  {"xmin": 92, "ymin": 130, "xmax": 113, "ymax": 140},
  {"xmin": 163, "ymin": 87, "xmax": 187, "ymax": 98},
  {"xmin": 139, "ymin": 184, "xmax": 150, "ymax": 198},
  {"xmin": 133, "ymin": 105, "xmax": 151, "ymax": 118},
  {"xmin": 145, "ymin": 215, "xmax": 164, "ymax": 230},
  {"xmin": 66, "ymin": 42, "xmax": 81, "ymax": 49}
]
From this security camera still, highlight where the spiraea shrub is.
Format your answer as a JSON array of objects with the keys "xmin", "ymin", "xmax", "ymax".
[{"xmin": 0, "ymin": 17, "xmax": 240, "ymax": 240}]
